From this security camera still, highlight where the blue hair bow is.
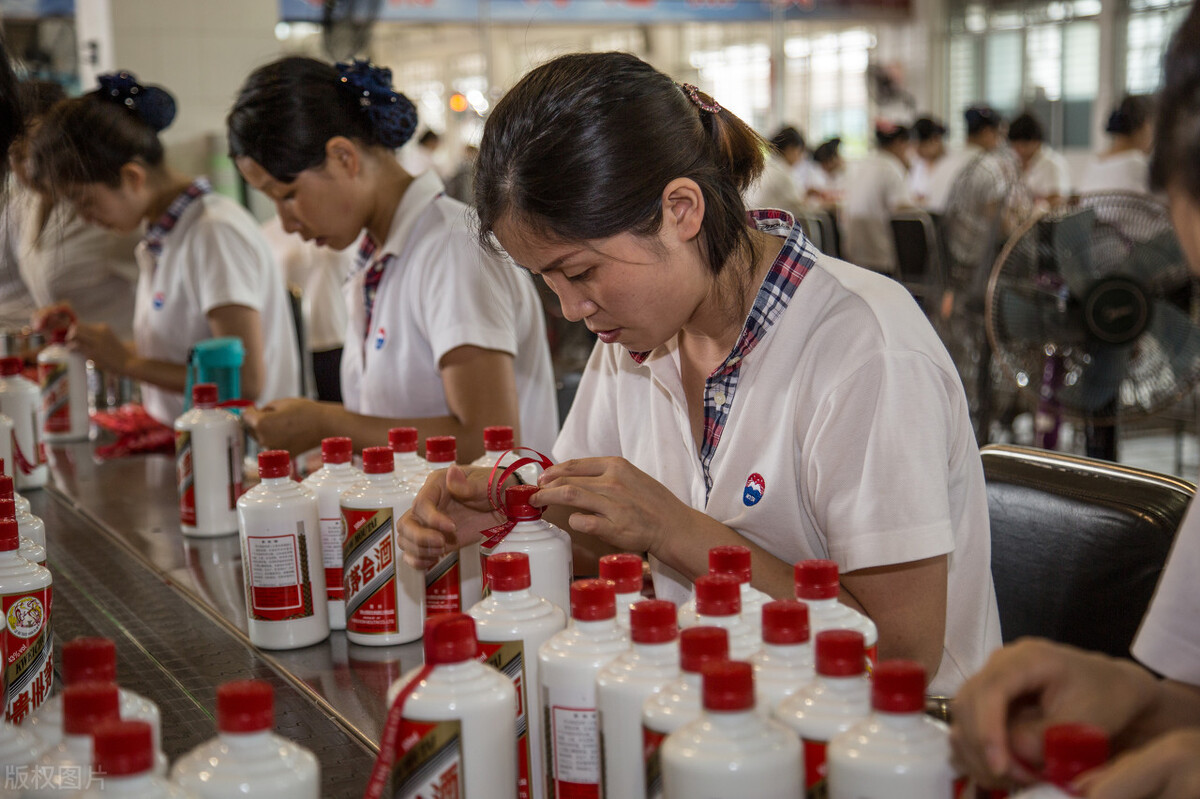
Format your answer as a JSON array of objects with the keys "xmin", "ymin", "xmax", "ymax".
[
  {"xmin": 336, "ymin": 59, "xmax": 418, "ymax": 149},
  {"xmin": 97, "ymin": 71, "xmax": 176, "ymax": 133}
]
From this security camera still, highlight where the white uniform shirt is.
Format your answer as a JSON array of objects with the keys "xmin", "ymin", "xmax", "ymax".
[
  {"xmin": 1133, "ymin": 496, "xmax": 1200, "ymax": 683},
  {"xmin": 554, "ymin": 216, "xmax": 1001, "ymax": 696},
  {"xmin": 839, "ymin": 151, "xmax": 912, "ymax": 273},
  {"xmin": 340, "ymin": 170, "xmax": 558, "ymax": 453},
  {"xmin": 133, "ymin": 186, "xmax": 301, "ymax": 424},
  {"xmin": 908, "ymin": 156, "xmax": 937, "ymax": 205},
  {"xmin": 924, "ymin": 146, "xmax": 980, "ymax": 213},
  {"xmin": 1022, "ymin": 146, "xmax": 1072, "ymax": 200},
  {"xmin": 1078, "ymin": 150, "xmax": 1150, "ymax": 195},
  {"xmin": 745, "ymin": 152, "xmax": 806, "ymax": 216},
  {"xmin": 260, "ymin": 216, "xmax": 353, "ymax": 353}
]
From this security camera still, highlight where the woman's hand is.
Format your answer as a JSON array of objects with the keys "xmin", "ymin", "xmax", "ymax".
[
  {"xmin": 397, "ymin": 465, "xmax": 503, "ymax": 569},
  {"xmin": 242, "ymin": 398, "xmax": 327, "ymax": 454},
  {"xmin": 32, "ymin": 302, "xmax": 76, "ymax": 334},
  {"xmin": 68, "ymin": 322, "xmax": 132, "ymax": 375},
  {"xmin": 1077, "ymin": 729, "xmax": 1200, "ymax": 798}
]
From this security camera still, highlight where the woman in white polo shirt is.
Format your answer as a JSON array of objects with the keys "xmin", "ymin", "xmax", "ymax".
[
  {"xmin": 27, "ymin": 71, "xmax": 300, "ymax": 424},
  {"xmin": 227, "ymin": 57, "xmax": 557, "ymax": 460},
  {"xmin": 399, "ymin": 52, "xmax": 1001, "ymax": 696}
]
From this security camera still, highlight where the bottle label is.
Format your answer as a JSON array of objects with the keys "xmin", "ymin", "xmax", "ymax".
[
  {"xmin": 389, "ymin": 717, "xmax": 464, "ymax": 799},
  {"xmin": 343, "ymin": 506, "xmax": 399, "ymax": 635},
  {"xmin": 11, "ymin": 419, "xmax": 43, "ymax": 477},
  {"xmin": 803, "ymin": 738, "xmax": 829, "ymax": 798},
  {"xmin": 545, "ymin": 696, "xmax": 600, "ymax": 799},
  {"xmin": 225, "ymin": 435, "xmax": 244, "ymax": 507},
  {"xmin": 866, "ymin": 642, "xmax": 878, "ymax": 667},
  {"xmin": 425, "ymin": 551, "xmax": 462, "ymax": 615},
  {"xmin": 642, "ymin": 725, "xmax": 665, "ymax": 799},
  {"xmin": 243, "ymin": 526, "xmax": 315, "ymax": 621},
  {"xmin": 38, "ymin": 362, "xmax": 70, "ymax": 433},
  {"xmin": 175, "ymin": 430, "xmax": 196, "ymax": 526},
  {"xmin": 479, "ymin": 639, "xmax": 531, "ymax": 799},
  {"xmin": 320, "ymin": 517, "xmax": 345, "ymax": 603},
  {"xmin": 3, "ymin": 586, "xmax": 52, "ymax": 724}
]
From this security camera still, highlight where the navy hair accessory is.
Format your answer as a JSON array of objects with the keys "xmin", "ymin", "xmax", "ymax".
[
  {"xmin": 964, "ymin": 105, "xmax": 1001, "ymax": 130},
  {"xmin": 96, "ymin": 71, "xmax": 176, "ymax": 133},
  {"xmin": 335, "ymin": 59, "xmax": 418, "ymax": 149}
]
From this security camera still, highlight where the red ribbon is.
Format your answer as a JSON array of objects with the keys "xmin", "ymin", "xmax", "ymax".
[
  {"xmin": 480, "ymin": 448, "xmax": 555, "ymax": 551},
  {"xmin": 361, "ymin": 663, "xmax": 436, "ymax": 799}
]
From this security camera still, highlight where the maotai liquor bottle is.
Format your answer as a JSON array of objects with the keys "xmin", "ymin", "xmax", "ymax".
[
  {"xmin": 174, "ymin": 383, "xmax": 242, "ymax": 536},
  {"xmin": 0, "ymin": 515, "xmax": 52, "ymax": 723},
  {"xmin": 37, "ymin": 328, "xmax": 89, "ymax": 443},
  {"xmin": 0, "ymin": 356, "xmax": 46, "ymax": 491},
  {"xmin": 422, "ymin": 436, "xmax": 483, "ymax": 615},
  {"xmin": 300, "ymin": 437, "xmax": 362, "ymax": 631}
]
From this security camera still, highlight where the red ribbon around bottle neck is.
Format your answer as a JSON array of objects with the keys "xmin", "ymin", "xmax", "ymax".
[
  {"xmin": 481, "ymin": 447, "xmax": 555, "ymax": 550},
  {"xmin": 361, "ymin": 663, "xmax": 436, "ymax": 799}
]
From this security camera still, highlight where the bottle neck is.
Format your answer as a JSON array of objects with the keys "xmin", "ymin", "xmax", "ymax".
[
  {"xmin": 704, "ymin": 708, "xmax": 758, "ymax": 725},
  {"xmin": 260, "ymin": 475, "xmax": 293, "ymax": 487},
  {"xmin": 572, "ymin": 618, "xmax": 618, "ymax": 634},
  {"xmin": 218, "ymin": 729, "xmax": 273, "ymax": 747},
  {"xmin": 697, "ymin": 610, "xmax": 740, "ymax": 626},
  {"xmin": 364, "ymin": 471, "xmax": 397, "ymax": 482},
  {"xmin": 798, "ymin": 595, "xmax": 838, "ymax": 609},
  {"xmin": 426, "ymin": 458, "xmax": 455, "ymax": 467},
  {"xmin": 322, "ymin": 461, "xmax": 353, "ymax": 471},
  {"xmin": 762, "ymin": 641, "xmax": 811, "ymax": 659},
  {"xmin": 393, "ymin": 451, "xmax": 420, "ymax": 460},
  {"xmin": 631, "ymin": 641, "xmax": 678, "ymax": 659}
]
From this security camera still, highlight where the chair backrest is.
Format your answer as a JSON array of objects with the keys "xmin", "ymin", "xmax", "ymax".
[
  {"xmin": 287, "ymin": 283, "xmax": 310, "ymax": 399},
  {"xmin": 795, "ymin": 213, "xmax": 823, "ymax": 253},
  {"xmin": 981, "ymin": 444, "xmax": 1194, "ymax": 658}
]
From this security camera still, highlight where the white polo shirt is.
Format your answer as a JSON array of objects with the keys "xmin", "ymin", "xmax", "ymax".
[
  {"xmin": 340, "ymin": 170, "xmax": 558, "ymax": 453},
  {"xmin": 554, "ymin": 218, "xmax": 1000, "ymax": 695},
  {"xmin": 1078, "ymin": 150, "xmax": 1150, "ymax": 195},
  {"xmin": 1023, "ymin": 146, "xmax": 1072, "ymax": 200},
  {"xmin": 1133, "ymin": 496, "xmax": 1200, "ymax": 683},
  {"xmin": 840, "ymin": 151, "xmax": 912, "ymax": 273},
  {"xmin": 133, "ymin": 185, "xmax": 301, "ymax": 424}
]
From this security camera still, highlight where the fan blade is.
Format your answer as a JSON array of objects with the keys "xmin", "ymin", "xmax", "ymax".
[
  {"xmin": 1044, "ymin": 209, "xmax": 1098, "ymax": 298},
  {"xmin": 1056, "ymin": 344, "xmax": 1129, "ymax": 416},
  {"xmin": 1122, "ymin": 300, "xmax": 1200, "ymax": 415}
]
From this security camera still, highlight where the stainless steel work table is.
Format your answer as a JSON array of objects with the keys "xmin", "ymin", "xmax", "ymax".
[{"xmin": 36, "ymin": 440, "xmax": 395, "ymax": 797}]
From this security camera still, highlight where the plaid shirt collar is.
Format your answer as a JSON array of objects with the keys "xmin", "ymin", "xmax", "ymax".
[{"xmin": 143, "ymin": 177, "xmax": 211, "ymax": 258}]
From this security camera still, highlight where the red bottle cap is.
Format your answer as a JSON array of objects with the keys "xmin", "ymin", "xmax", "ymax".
[
  {"xmin": 680, "ymin": 627, "xmax": 730, "ymax": 674},
  {"xmin": 388, "ymin": 427, "xmax": 418, "ymax": 454},
  {"xmin": 701, "ymin": 660, "xmax": 754, "ymax": 712},
  {"xmin": 871, "ymin": 660, "xmax": 926, "ymax": 713},
  {"xmin": 63, "ymin": 682, "xmax": 121, "ymax": 736},
  {"xmin": 0, "ymin": 498, "xmax": 15, "ymax": 521},
  {"xmin": 630, "ymin": 600, "xmax": 678, "ymax": 644},
  {"xmin": 0, "ymin": 459, "xmax": 6, "ymax": 477},
  {"xmin": 50, "ymin": 328, "xmax": 68, "ymax": 345},
  {"xmin": 0, "ymin": 357, "xmax": 22, "ymax": 377},
  {"xmin": 257, "ymin": 450, "xmax": 291, "ymax": 479},
  {"xmin": 483, "ymin": 426, "xmax": 514, "ymax": 451},
  {"xmin": 708, "ymin": 546, "xmax": 752, "ymax": 584},
  {"xmin": 191, "ymin": 383, "xmax": 218, "ymax": 408},
  {"xmin": 424, "ymin": 613, "xmax": 479, "ymax": 665},
  {"xmin": 64, "ymin": 638, "xmax": 117, "ymax": 684},
  {"xmin": 599, "ymin": 553, "xmax": 643, "ymax": 594},
  {"xmin": 0, "ymin": 518, "xmax": 18, "ymax": 551},
  {"xmin": 694, "ymin": 573, "xmax": 741, "ymax": 617},
  {"xmin": 504, "ymin": 485, "xmax": 543, "ymax": 521},
  {"xmin": 92, "ymin": 720, "xmax": 154, "ymax": 776},
  {"xmin": 761, "ymin": 600, "xmax": 810, "ymax": 645},
  {"xmin": 815, "ymin": 630, "xmax": 866, "ymax": 677},
  {"xmin": 570, "ymin": 579, "xmax": 616, "ymax": 622},
  {"xmin": 362, "ymin": 446, "xmax": 394, "ymax": 474},
  {"xmin": 321, "ymin": 437, "xmax": 353, "ymax": 465},
  {"xmin": 486, "ymin": 552, "xmax": 531, "ymax": 592},
  {"xmin": 218, "ymin": 680, "xmax": 274, "ymax": 733},
  {"xmin": 795, "ymin": 559, "xmax": 840, "ymax": 600},
  {"xmin": 0, "ymin": 474, "xmax": 11, "ymax": 498},
  {"xmin": 1043, "ymin": 724, "xmax": 1110, "ymax": 787},
  {"xmin": 424, "ymin": 436, "xmax": 457, "ymax": 464}
]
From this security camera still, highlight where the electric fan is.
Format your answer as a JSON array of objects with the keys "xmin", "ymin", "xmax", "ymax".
[{"xmin": 984, "ymin": 191, "xmax": 1200, "ymax": 460}]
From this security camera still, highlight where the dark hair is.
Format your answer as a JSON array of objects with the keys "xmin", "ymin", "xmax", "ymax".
[
  {"xmin": 965, "ymin": 105, "xmax": 1003, "ymax": 136},
  {"xmin": 1150, "ymin": 3, "xmax": 1200, "ymax": 196},
  {"xmin": 813, "ymin": 138, "xmax": 841, "ymax": 165},
  {"xmin": 912, "ymin": 116, "xmax": 946, "ymax": 143},
  {"xmin": 18, "ymin": 79, "xmax": 65, "ymax": 122},
  {"xmin": 770, "ymin": 126, "xmax": 805, "ymax": 154},
  {"xmin": 875, "ymin": 122, "xmax": 909, "ymax": 148},
  {"xmin": 1007, "ymin": 112, "xmax": 1045, "ymax": 143},
  {"xmin": 418, "ymin": 129, "xmax": 440, "ymax": 147},
  {"xmin": 474, "ymin": 52, "xmax": 766, "ymax": 279},
  {"xmin": 227, "ymin": 56, "xmax": 417, "ymax": 183},
  {"xmin": 0, "ymin": 37, "xmax": 21, "ymax": 172},
  {"xmin": 1107, "ymin": 94, "xmax": 1153, "ymax": 136}
]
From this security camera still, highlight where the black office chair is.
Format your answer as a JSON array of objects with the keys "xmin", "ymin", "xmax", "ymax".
[
  {"xmin": 795, "ymin": 213, "xmax": 823, "ymax": 253},
  {"xmin": 890, "ymin": 210, "xmax": 943, "ymax": 313},
  {"xmin": 981, "ymin": 444, "xmax": 1195, "ymax": 659},
  {"xmin": 287, "ymin": 283, "xmax": 309, "ymax": 398}
]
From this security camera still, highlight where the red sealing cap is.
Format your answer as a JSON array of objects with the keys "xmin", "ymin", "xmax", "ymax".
[
  {"xmin": 0, "ymin": 459, "xmax": 6, "ymax": 477},
  {"xmin": 64, "ymin": 638, "xmax": 117, "ymax": 685},
  {"xmin": 50, "ymin": 328, "xmax": 68, "ymax": 345},
  {"xmin": 761, "ymin": 600, "xmax": 810, "ymax": 645},
  {"xmin": 424, "ymin": 436, "xmax": 457, "ymax": 464},
  {"xmin": 486, "ymin": 552, "xmax": 531, "ymax": 592},
  {"xmin": 701, "ymin": 660, "xmax": 754, "ymax": 712},
  {"xmin": 599, "ymin": 553, "xmax": 643, "ymax": 594},
  {"xmin": 795, "ymin": 559, "xmax": 840, "ymax": 600},
  {"xmin": 0, "ymin": 518, "xmax": 18, "ymax": 552},
  {"xmin": 257, "ymin": 450, "xmax": 291, "ymax": 479},
  {"xmin": 63, "ymin": 682, "xmax": 121, "ymax": 736},
  {"xmin": 680, "ymin": 626, "xmax": 729, "ymax": 674},
  {"xmin": 388, "ymin": 427, "xmax": 418, "ymax": 454},
  {"xmin": 191, "ymin": 383, "xmax": 218, "ymax": 408},
  {"xmin": 709, "ymin": 546, "xmax": 752, "ymax": 584},
  {"xmin": 483, "ymin": 426, "xmax": 514, "ymax": 451},
  {"xmin": 424, "ymin": 613, "xmax": 479, "ymax": 665},
  {"xmin": 0, "ymin": 357, "xmax": 22, "ymax": 377},
  {"xmin": 694, "ymin": 573, "xmax": 741, "ymax": 617},
  {"xmin": 321, "ymin": 437, "xmax": 353, "ymax": 465},
  {"xmin": 1043, "ymin": 724, "xmax": 1110, "ymax": 787},
  {"xmin": 815, "ymin": 630, "xmax": 866, "ymax": 677},
  {"xmin": 362, "ymin": 446, "xmax": 395, "ymax": 474},
  {"xmin": 0, "ymin": 476, "xmax": 12, "ymax": 501},
  {"xmin": 0, "ymin": 498, "xmax": 15, "ymax": 522},
  {"xmin": 218, "ymin": 680, "xmax": 274, "ymax": 733},
  {"xmin": 630, "ymin": 600, "xmax": 678, "ymax": 644},
  {"xmin": 871, "ymin": 659, "xmax": 926, "ymax": 713},
  {"xmin": 92, "ymin": 720, "xmax": 154, "ymax": 776},
  {"xmin": 570, "ymin": 579, "xmax": 616, "ymax": 622},
  {"xmin": 504, "ymin": 485, "xmax": 543, "ymax": 521}
]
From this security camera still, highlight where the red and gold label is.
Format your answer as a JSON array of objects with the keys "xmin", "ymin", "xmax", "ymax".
[
  {"xmin": 343, "ymin": 506, "xmax": 398, "ymax": 635},
  {"xmin": 3, "ymin": 586, "xmax": 52, "ymax": 723}
]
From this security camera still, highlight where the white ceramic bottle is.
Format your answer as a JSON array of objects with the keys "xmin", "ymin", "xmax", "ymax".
[
  {"xmin": 678, "ymin": 546, "xmax": 770, "ymax": 634},
  {"xmin": 828, "ymin": 660, "xmax": 954, "ymax": 798},
  {"xmin": 1006, "ymin": 724, "xmax": 1110, "ymax": 798},
  {"xmin": 300, "ymin": 437, "xmax": 363, "ymax": 631},
  {"xmin": 0, "ymin": 460, "xmax": 31, "ymax": 517},
  {"xmin": 170, "ymin": 680, "xmax": 319, "ymax": 799},
  {"xmin": 0, "ymin": 516, "xmax": 52, "ymax": 724},
  {"xmin": 2, "ymin": 497, "xmax": 45, "ymax": 568},
  {"xmin": 752, "ymin": 600, "xmax": 815, "ymax": 714},
  {"xmin": 662, "ymin": 660, "xmax": 802, "ymax": 799},
  {"xmin": 0, "ymin": 716, "xmax": 44, "ymax": 770},
  {"xmin": 0, "ymin": 416, "xmax": 15, "ymax": 493},
  {"xmin": 236, "ymin": 450, "xmax": 329, "ymax": 650},
  {"xmin": 794, "ymin": 560, "xmax": 879, "ymax": 664},
  {"xmin": 0, "ymin": 477, "xmax": 45, "ymax": 549},
  {"xmin": 468, "ymin": 552, "xmax": 566, "ymax": 799},
  {"xmin": 174, "ymin": 384, "xmax": 243, "ymax": 537},
  {"xmin": 0, "ymin": 356, "xmax": 46, "ymax": 491},
  {"xmin": 380, "ymin": 614, "xmax": 517, "ymax": 799},
  {"xmin": 484, "ymin": 485, "xmax": 573, "ymax": 613},
  {"xmin": 37, "ymin": 330, "xmax": 89, "ymax": 443},
  {"xmin": 775, "ymin": 629, "xmax": 871, "ymax": 797},
  {"xmin": 469, "ymin": 425, "xmax": 540, "ymax": 485},
  {"xmin": 687, "ymin": 574, "xmax": 758, "ymax": 660},
  {"xmin": 340, "ymin": 446, "xmax": 423, "ymax": 646},
  {"xmin": 420, "ymin": 436, "xmax": 483, "ymax": 615},
  {"xmin": 597, "ymin": 600, "xmax": 680, "ymax": 799},
  {"xmin": 598, "ymin": 553, "xmax": 643, "ymax": 632},
  {"xmin": 539, "ymin": 579, "xmax": 629, "ymax": 799},
  {"xmin": 84, "ymin": 720, "xmax": 194, "ymax": 798},
  {"xmin": 388, "ymin": 427, "xmax": 428, "ymax": 487},
  {"xmin": 27, "ymin": 682, "xmax": 121, "ymax": 797}
]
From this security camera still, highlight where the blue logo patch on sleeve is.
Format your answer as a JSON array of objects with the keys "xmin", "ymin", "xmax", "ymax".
[{"xmin": 743, "ymin": 473, "xmax": 765, "ymax": 506}]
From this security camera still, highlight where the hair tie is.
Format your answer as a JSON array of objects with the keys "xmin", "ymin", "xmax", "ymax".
[
  {"xmin": 678, "ymin": 82, "xmax": 722, "ymax": 115},
  {"xmin": 335, "ymin": 59, "xmax": 418, "ymax": 149},
  {"xmin": 96, "ymin": 71, "xmax": 176, "ymax": 132}
]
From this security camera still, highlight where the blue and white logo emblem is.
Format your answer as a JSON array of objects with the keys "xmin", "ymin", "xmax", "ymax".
[
  {"xmin": 152, "ymin": 292, "xmax": 165, "ymax": 310},
  {"xmin": 374, "ymin": 326, "xmax": 386, "ymax": 350},
  {"xmin": 743, "ymin": 473, "xmax": 765, "ymax": 506}
]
